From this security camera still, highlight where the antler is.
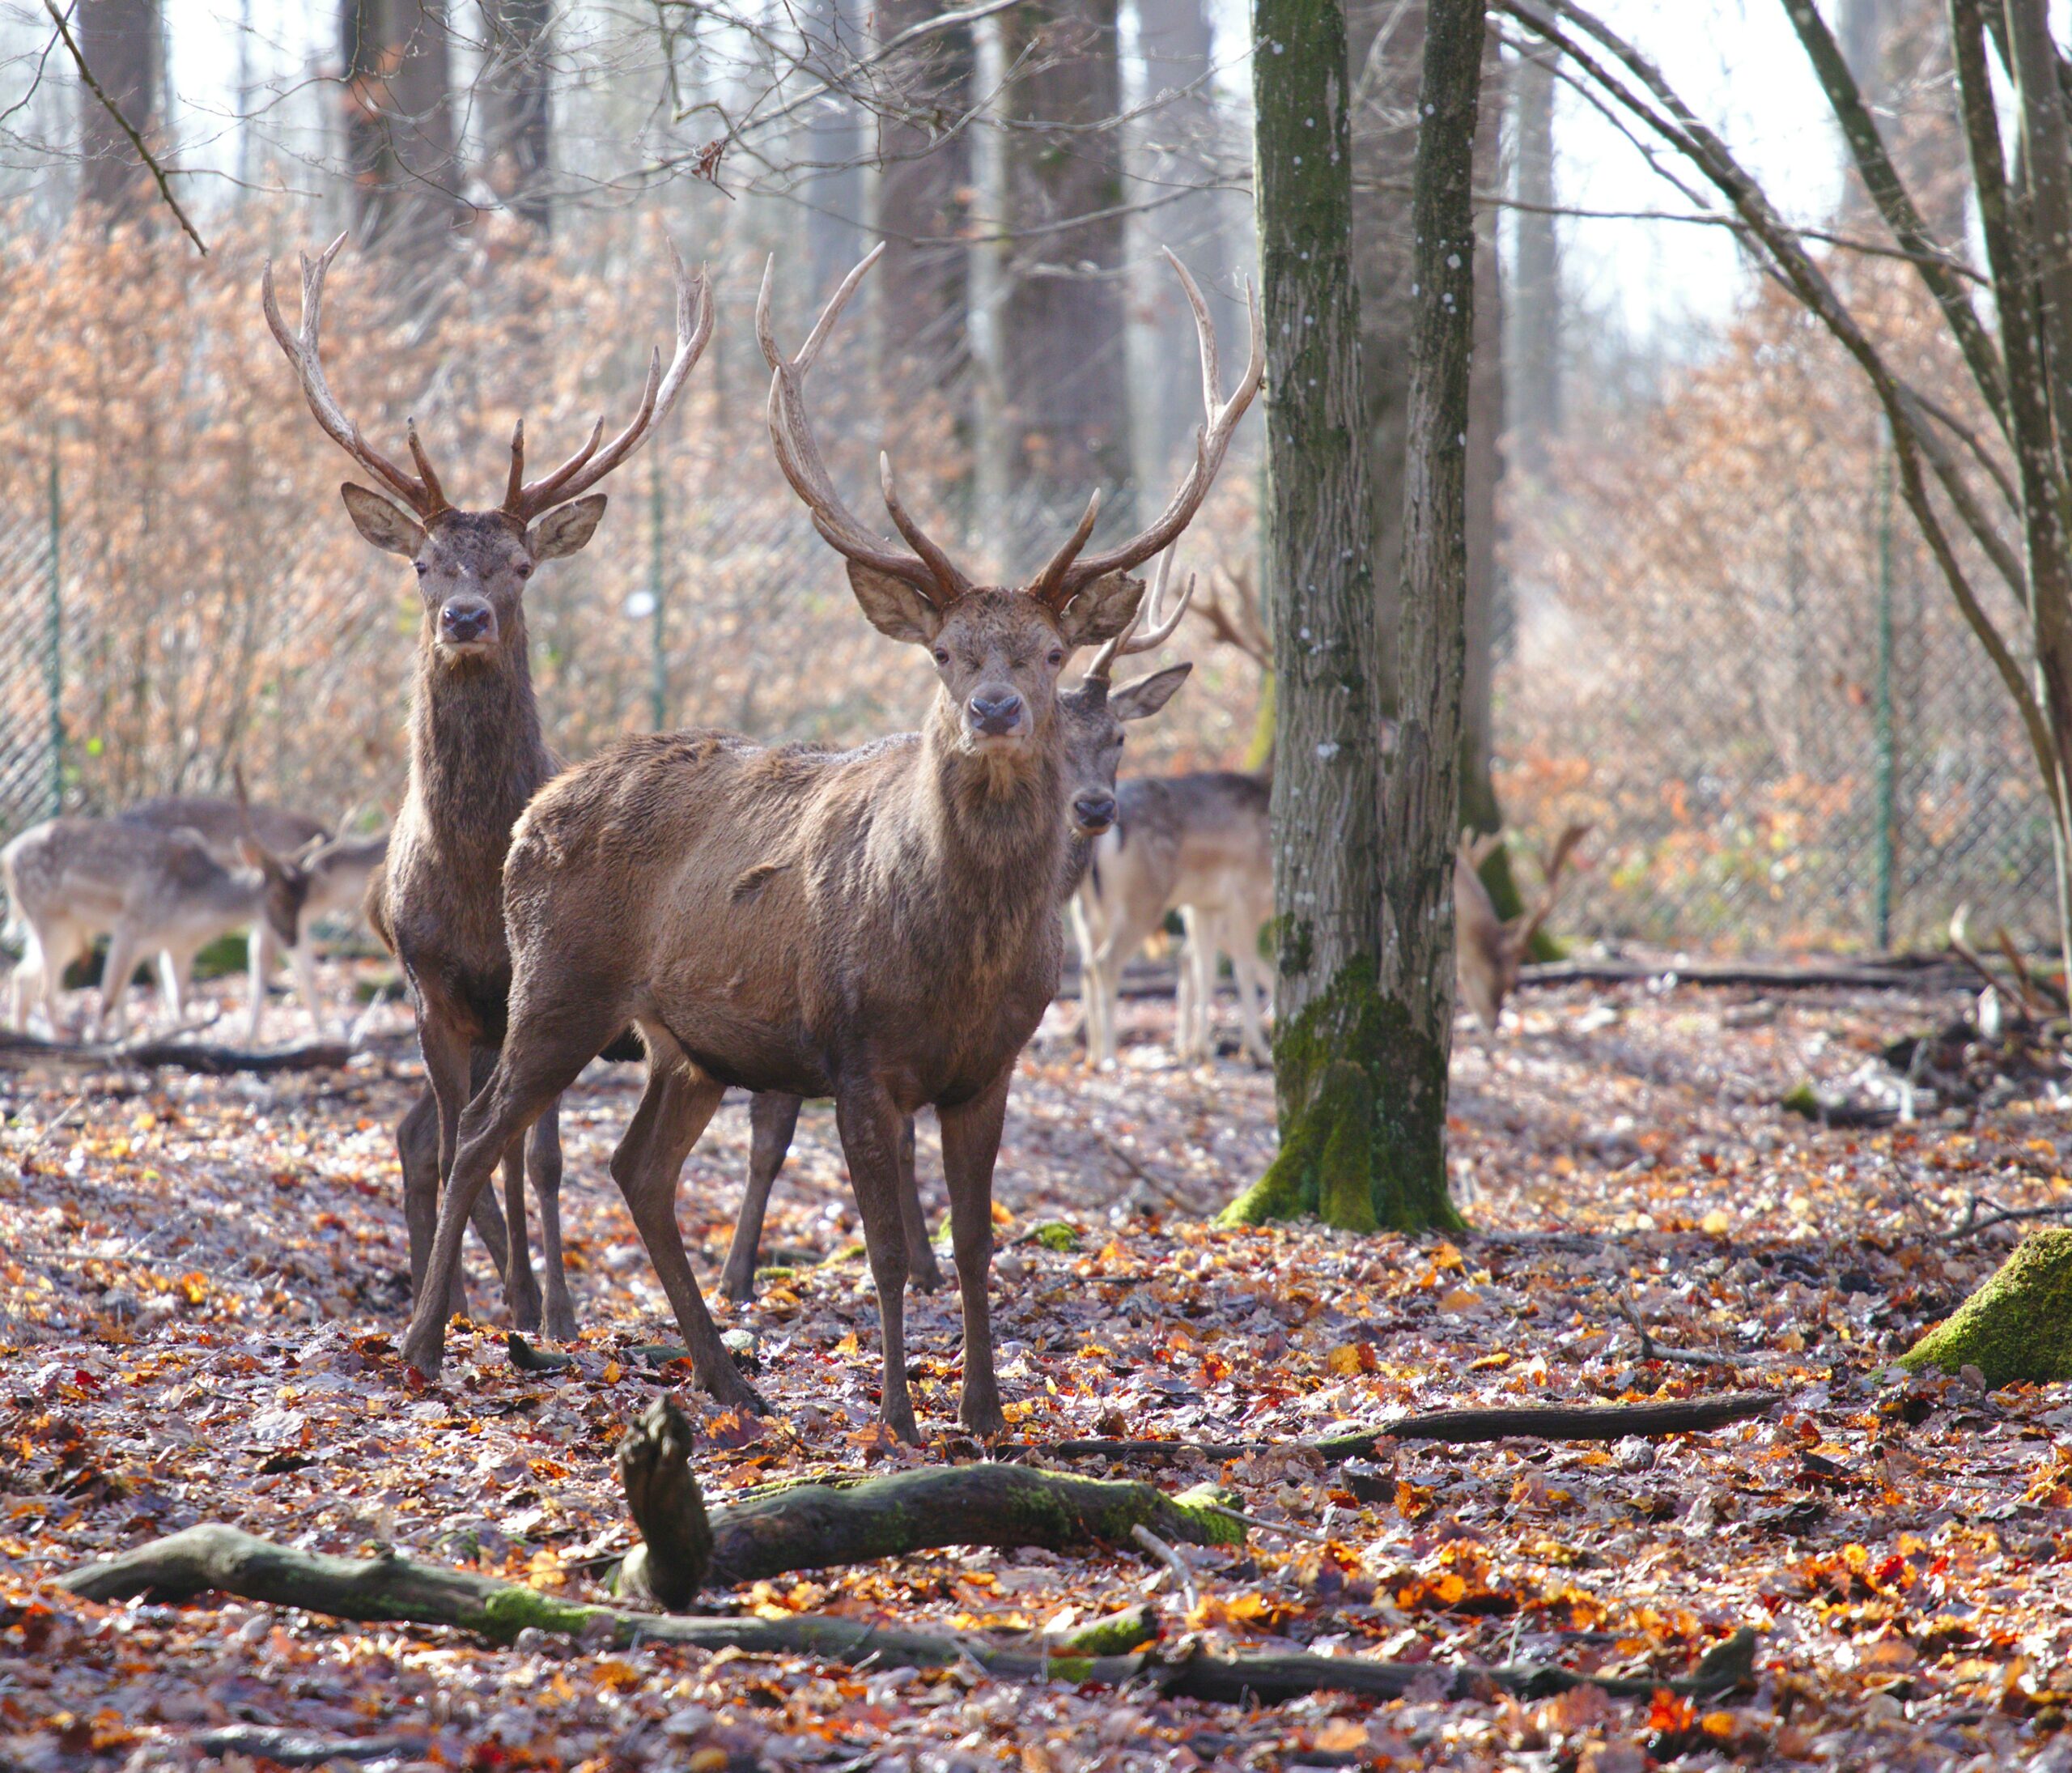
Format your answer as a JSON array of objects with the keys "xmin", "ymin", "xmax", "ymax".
[
  {"xmin": 1030, "ymin": 251, "xmax": 1263, "ymax": 610},
  {"xmin": 1085, "ymin": 546, "xmax": 1195, "ymax": 682},
  {"xmin": 503, "ymin": 240, "xmax": 715, "ymax": 522},
  {"xmin": 262, "ymin": 235, "xmax": 450, "ymax": 520},
  {"xmin": 758, "ymin": 246, "xmax": 972, "ymax": 606},
  {"xmin": 1508, "ymin": 824, "xmax": 1590, "ymax": 958}
]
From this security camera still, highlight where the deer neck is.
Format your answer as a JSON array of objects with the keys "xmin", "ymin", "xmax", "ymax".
[
  {"xmin": 408, "ymin": 621, "xmax": 546, "ymax": 857},
  {"xmin": 909, "ymin": 697, "xmax": 1067, "ymax": 921}
]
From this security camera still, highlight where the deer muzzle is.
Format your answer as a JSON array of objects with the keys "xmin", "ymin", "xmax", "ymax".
[
  {"xmin": 966, "ymin": 689, "xmax": 1026, "ymax": 741},
  {"xmin": 439, "ymin": 598, "xmax": 498, "ymax": 650},
  {"xmin": 1070, "ymin": 790, "xmax": 1118, "ymax": 836}
]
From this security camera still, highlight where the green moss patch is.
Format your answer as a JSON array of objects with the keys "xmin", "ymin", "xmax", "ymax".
[{"xmin": 1898, "ymin": 1229, "xmax": 2072, "ymax": 1388}]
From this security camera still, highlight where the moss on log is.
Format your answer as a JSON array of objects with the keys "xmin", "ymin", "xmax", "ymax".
[{"xmin": 1899, "ymin": 1228, "xmax": 2072, "ymax": 1388}]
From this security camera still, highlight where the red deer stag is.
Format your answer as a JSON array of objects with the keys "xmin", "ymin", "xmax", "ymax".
[
  {"xmin": 716, "ymin": 552, "xmax": 1197, "ymax": 1302},
  {"xmin": 263, "ymin": 236, "xmax": 712, "ymax": 1333},
  {"xmin": 400, "ymin": 246, "xmax": 1259, "ymax": 1442}
]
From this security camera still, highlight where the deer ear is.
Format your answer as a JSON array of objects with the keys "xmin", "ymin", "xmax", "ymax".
[
  {"xmin": 1057, "ymin": 572, "xmax": 1144, "ymax": 646},
  {"xmin": 847, "ymin": 562, "xmax": 942, "ymax": 644},
  {"xmin": 340, "ymin": 483, "xmax": 426, "ymax": 557},
  {"xmin": 1109, "ymin": 661, "xmax": 1192, "ymax": 723},
  {"xmin": 530, "ymin": 494, "xmax": 609, "ymax": 561}
]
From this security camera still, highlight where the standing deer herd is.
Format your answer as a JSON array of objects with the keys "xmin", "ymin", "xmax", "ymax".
[{"xmin": 0, "ymin": 236, "xmax": 1582, "ymax": 1440}]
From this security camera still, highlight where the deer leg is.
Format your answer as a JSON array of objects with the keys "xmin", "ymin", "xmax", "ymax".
[
  {"xmin": 422, "ymin": 1018, "xmax": 512, "ymax": 1320},
  {"xmin": 501, "ymin": 1133, "xmax": 543, "ymax": 1334},
  {"xmin": 96, "ymin": 928, "xmax": 142, "ymax": 1042},
  {"xmin": 720, "ymin": 1091, "xmax": 802, "ymax": 1303},
  {"xmin": 834, "ymin": 1082, "xmax": 919, "ymax": 1443},
  {"xmin": 1070, "ymin": 895, "xmax": 1104, "ymax": 1064},
  {"xmin": 286, "ymin": 941, "xmax": 324, "ymax": 1039},
  {"xmin": 1233, "ymin": 930, "xmax": 1273, "ymax": 1067},
  {"xmin": 938, "ymin": 1066, "xmax": 1013, "ymax": 1439},
  {"xmin": 401, "ymin": 1035, "xmax": 586, "ymax": 1378},
  {"xmin": 609, "ymin": 1063, "xmax": 766, "ymax": 1415},
  {"xmin": 899, "ymin": 1114, "xmax": 945, "ymax": 1294},
  {"xmin": 244, "ymin": 925, "xmax": 269, "ymax": 1045},
  {"xmin": 528, "ymin": 1103, "xmax": 577, "ymax": 1342},
  {"xmin": 397, "ymin": 1086, "xmax": 441, "ymax": 1305}
]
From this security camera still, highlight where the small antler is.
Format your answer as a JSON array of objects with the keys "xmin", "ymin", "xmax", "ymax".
[
  {"xmin": 1030, "ymin": 252, "xmax": 1263, "ymax": 611},
  {"xmin": 503, "ymin": 239, "xmax": 714, "ymax": 522},
  {"xmin": 758, "ymin": 246, "xmax": 972, "ymax": 606},
  {"xmin": 1199, "ymin": 562, "xmax": 1272, "ymax": 670},
  {"xmin": 1507, "ymin": 824, "xmax": 1590, "ymax": 959},
  {"xmin": 262, "ymin": 235, "xmax": 450, "ymax": 520},
  {"xmin": 1085, "ymin": 546, "xmax": 1195, "ymax": 682}
]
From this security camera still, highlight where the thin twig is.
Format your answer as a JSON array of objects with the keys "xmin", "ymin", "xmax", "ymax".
[
  {"xmin": 1947, "ymin": 1197, "xmax": 2072, "ymax": 1240},
  {"xmin": 1200, "ymin": 1504, "xmax": 1331, "ymax": 1544},
  {"xmin": 1616, "ymin": 1288, "xmax": 1756, "ymax": 1369},
  {"xmin": 42, "ymin": 0, "xmax": 208, "ymax": 256},
  {"xmin": 1131, "ymin": 1524, "xmax": 1198, "ymax": 1612}
]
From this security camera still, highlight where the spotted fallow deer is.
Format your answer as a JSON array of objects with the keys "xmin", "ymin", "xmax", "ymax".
[
  {"xmin": 1454, "ymin": 823, "xmax": 1590, "ymax": 1031},
  {"xmin": 262, "ymin": 235, "xmax": 712, "ymax": 1335},
  {"xmin": 399, "ymin": 246, "xmax": 1259, "ymax": 1443},
  {"xmin": 715, "ymin": 553, "xmax": 1197, "ymax": 1303}
]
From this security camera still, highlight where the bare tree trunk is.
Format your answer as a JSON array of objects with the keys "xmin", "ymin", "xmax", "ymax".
[
  {"xmin": 1459, "ymin": 47, "xmax": 1504, "ymax": 847},
  {"xmin": 1369, "ymin": 0, "xmax": 1484, "ymax": 1214},
  {"xmin": 340, "ymin": 0, "xmax": 461, "ymax": 264},
  {"xmin": 75, "ymin": 0, "xmax": 163, "ymax": 219},
  {"xmin": 875, "ymin": 0, "xmax": 972, "ymax": 406},
  {"xmin": 478, "ymin": 0, "xmax": 551, "ymax": 231},
  {"xmin": 801, "ymin": 0, "xmax": 868, "ymax": 297},
  {"xmin": 1000, "ymin": 0, "xmax": 1132, "ymax": 514},
  {"xmin": 1222, "ymin": 0, "xmax": 1463, "ymax": 1232},
  {"xmin": 1506, "ymin": 42, "xmax": 1560, "ymax": 476}
]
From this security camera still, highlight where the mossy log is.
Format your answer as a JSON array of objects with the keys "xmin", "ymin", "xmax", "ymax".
[
  {"xmin": 57, "ymin": 1524, "xmax": 1755, "ymax": 1704},
  {"xmin": 1899, "ymin": 1228, "xmax": 2072, "ymax": 1388}
]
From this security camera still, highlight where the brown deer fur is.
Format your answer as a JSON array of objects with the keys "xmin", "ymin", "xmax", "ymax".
[
  {"xmin": 263, "ymin": 235, "xmax": 711, "ymax": 1336},
  {"xmin": 398, "ymin": 248, "xmax": 1259, "ymax": 1442},
  {"xmin": 1454, "ymin": 824, "xmax": 1590, "ymax": 1031}
]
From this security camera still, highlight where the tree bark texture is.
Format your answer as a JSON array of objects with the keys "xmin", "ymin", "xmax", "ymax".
[
  {"xmin": 340, "ymin": 0, "xmax": 462, "ymax": 264},
  {"xmin": 74, "ymin": 0, "xmax": 162, "ymax": 219},
  {"xmin": 477, "ymin": 0, "xmax": 552, "ymax": 230},
  {"xmin": 874, "ymin": 0, "xmax": 973, "ymax": 405},
  {"xmin": 1221, "ymin": 0, "xmax": 1401, "ymax": 1231},
  {"xmin": 1369, "ymin": 0, "xmax": 1484, "ymax": 1215},
  {"xmin": 999, "ymin": 0, "xmax": 1132, "ymax": 506}
]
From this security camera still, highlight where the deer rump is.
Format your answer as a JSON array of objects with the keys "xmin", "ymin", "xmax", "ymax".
[{"xmin": 505, "ymin": 726, "xmax": 1066, "ymax": 1108}]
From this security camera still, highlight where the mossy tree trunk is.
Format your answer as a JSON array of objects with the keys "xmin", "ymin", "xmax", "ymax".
[{"xmin": 1221, "ymin": 0, "xmax": 1471, "ymax": 1232}]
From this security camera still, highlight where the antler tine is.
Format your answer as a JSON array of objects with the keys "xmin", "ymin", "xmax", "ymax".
[
  {"xmin": 1051, "ymin": 256, "xmax": 1264, "ymax": 602},
  {"xmin": 509, "ymin": 240, "xmax": 715, "ymax": 520},
  {"xmin": 1122, "ymin": 560, "xmax": 1195, "ymax": 656},
  {"xmin": 261, "ymin": 234, "xmax": 439, "ymax": 517},
  {"xmin": 503, "ymin": 418, "xmax": 525, "ymax": 511},
  {"xmin": 759, "ymin": 249, "xmax": 966, "ymax": 601},
  {"xmin": 1029, "ymin": 491, "xmax": 1103, "ymax": 610},
  {"xmin": 405, "ymin": 420, "xmax": 448, "ymax": 517}
]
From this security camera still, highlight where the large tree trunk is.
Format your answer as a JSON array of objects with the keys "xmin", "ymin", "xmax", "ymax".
[
  {"xmin": 999, "ymin": 0, "xmax": 1132, "ymax": 516},
  {"xmin": 340, "ymin": 0, "xmax": 462, "ymax": 265},
  {"xmin": 875, "ymin": 0, "xmax": 973, "ymax": 407},
  {"xmin": 478, "ymin": 0, "xmax": 551, "ymax": 231},
  {"xmin": 1221, "ymin": 0, "xmax": 1413, "ymax": 1231},
  {"xmin": 1368, "ymin": 0, "xmax": 1484, "ymax": 1216},
  {"xmin": 1506, "ymin": 44, "xmax": 1560, "ymax": 477},
  {"xmin": 74, "ymin": 0, "xmax": 163, "ymax": 219}
]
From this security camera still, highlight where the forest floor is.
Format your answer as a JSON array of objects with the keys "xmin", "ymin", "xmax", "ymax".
[{"xmin": 2, "ymin": 967, "xmax": 2071, "ymax": 1771}]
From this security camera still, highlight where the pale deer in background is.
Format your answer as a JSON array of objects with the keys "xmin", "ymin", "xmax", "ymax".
[
  {"xmin": 716, "ymin": 554, "xmax": 1195, "ymax": 1302},
  {"xmin": 3, "ymin": 784, "xmax": 312, "ymax": 1042},
  {"xmin": 399, "ymin": 245, "xmax": 1259, "ymax": 1445},
  {"xmin": 263, "ymin": 234, "xmax": 711, "ymax": 1337},
  {"xmin": 1454, "ymin": 824, "xmax": 1590, "ymax": 1031},
  {"xmin": 119, "ymin": 793, "xmax": 388, "ymax": 1034},
  {"xmin": 1073, "ymin": 768, "xmax": 1273, "ymax": 1067}
]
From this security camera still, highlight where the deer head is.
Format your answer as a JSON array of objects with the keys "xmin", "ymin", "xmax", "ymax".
[
  {"xmin": 233, "ymin": 765, "xmax": 314, "ymax": 951},
  {"xmin": 264, "ymin": 235, "xmax": 713, "ymax": 665},
  {"xmin": 1059, "ymin": 548, "xmax": 1197, "ymax": 837},
  {"xmin": 759, "ymin": 245, "xmax": 1259, "ymax": 762}
]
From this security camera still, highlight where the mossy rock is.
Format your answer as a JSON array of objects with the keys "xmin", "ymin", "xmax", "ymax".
[{"xmin": 1898, "ymin": 1229, "xmax": 2072, "ymax": 1389}]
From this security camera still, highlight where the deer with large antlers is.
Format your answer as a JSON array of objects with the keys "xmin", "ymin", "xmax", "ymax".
[
  {"xmin": 716, "ymin": 553, "xmax": 1197, "ymax": 1303},
  {"xmin": 263, "ymin": 235, "xmax": 712, "ymax": 1334},
  {"xmin": 398, "ymin": 246, "xmax": 1259, "ymax": 1441}
]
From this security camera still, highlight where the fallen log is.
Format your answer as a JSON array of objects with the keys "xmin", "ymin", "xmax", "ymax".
[
  {"xmin": 1514, "ymin": 956, "xmax": 1964, "ymax": 993},
  {"xmin": 57, "ymin": 1522, "xmax": 1756, "ymax": 1705},
  {"xmin": 1037, "ymin": 1393, "xmax": 1777, "ymax": 1464},
  {"xmin": 0, "ymin": 1031, "xmax": 357, "ymax": 1075}
]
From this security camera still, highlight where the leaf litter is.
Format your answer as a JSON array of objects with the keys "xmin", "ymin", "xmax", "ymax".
[{"xmin": 2, "ymin": 967, "xmax": 2070, "ymax": 1768}]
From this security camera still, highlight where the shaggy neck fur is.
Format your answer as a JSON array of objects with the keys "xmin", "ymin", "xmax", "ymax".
[{"xmin": 409, "ymin": 614, "xmax": 548, "ymax": 864}]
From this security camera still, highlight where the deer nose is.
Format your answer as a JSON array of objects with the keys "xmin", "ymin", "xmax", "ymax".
[
  {"xmin": 441, "ymin": 603, "xmax": 492, "ymax": 644},
  {"xmin": 1072, "ymin": 790, "xmax": 1117, "ymax": 833},
  {"xmin": 968, "ymin": 691, "xmax": 1024, "ymax": 735}
]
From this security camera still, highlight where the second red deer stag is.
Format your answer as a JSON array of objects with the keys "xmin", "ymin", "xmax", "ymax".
[
  {"xmin": 263, "ymin": 236, "xmax": 712, "ymax": 1333},
  {"xmin": 400, "ymin": 247, "xmax": 1259, "ymax": 1443}
]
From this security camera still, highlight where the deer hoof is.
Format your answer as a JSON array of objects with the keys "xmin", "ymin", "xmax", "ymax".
[
  {"xmin": 908, "ymin": 1255, "xmax": 946, "ymax": 1295},
  {"xmin": 883, "ymin": 1403, "xmax": 923, "ymax": 1446},
  {"xmin": 709, "ymin": 1367, "xmax": 770, "ymax": 1417},
  {"xmin": 544, "ymin": 1299, "xmax": 580, "ymax": 1343},
  {"xmin": 718, "ymin": 1267, "xmax": 756, "ymax": 1305},
  {"xmin": 958, "ymin": 1391, "xmax": 1006, "ymax": 1439}
]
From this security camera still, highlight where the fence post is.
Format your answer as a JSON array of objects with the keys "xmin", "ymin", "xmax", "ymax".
[
  {"xmin": 648, "ymin": 449, "xmax": 667, "ymax": 732},
  {"xmin": 1874, "ymin": 434, "xmax": 1896, "ymax": 950},
  {"xmin": 45, "ymin": 444, "xmax": 62, "ymax": 818}
]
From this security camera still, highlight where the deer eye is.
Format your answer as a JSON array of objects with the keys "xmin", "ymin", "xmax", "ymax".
[
  {"xmin": 516, "ymin": 560, "xmax": 533, "ymax": 579},
  {"xmin": 932, "ymin": 648, "xmax": 950, "ymax": 666},
  {"xmin": 413, "ymin": 561, "xmax": 428, "ymax": 577},
  {"xmin": 1047, "ymin": 646, "xmax": 1065, "ymax": 667}
]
